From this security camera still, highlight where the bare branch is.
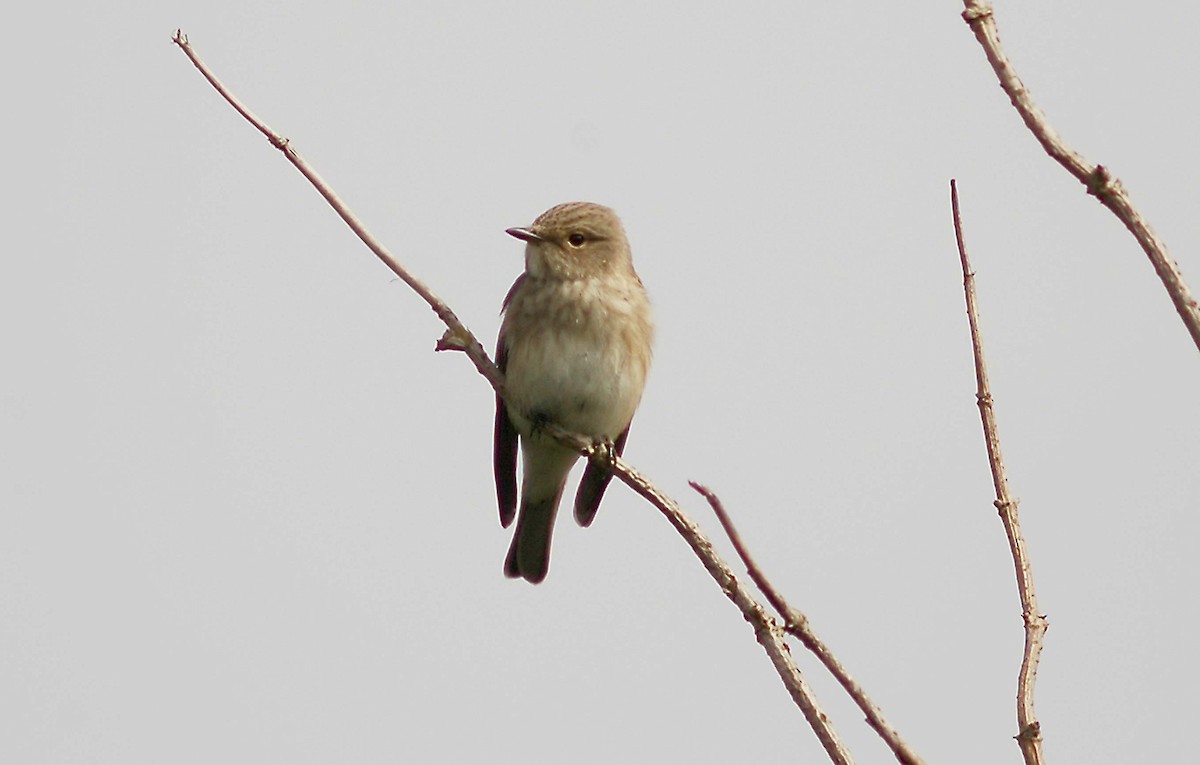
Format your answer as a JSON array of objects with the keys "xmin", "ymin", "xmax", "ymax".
[
  {"xmin": 690, "ymin": 482, "xmax": 925, "ymax": 765},
  {"xmin": 603, "ymin": 460, "xmax": 856, "ymax": 764},
  {"xmin": 960, "ymin": 1, "xmax": 1200, "ymax": 352},
  {"xmin": 951, "ymin": 180, "xmax": 1047, "ymax": 765},
  {"xmin": 172, "ymin": 29, "xmax": 859, "ymax": 765},
  {"xmin": 170, "ymin": 30, "xmax": 501, "ymax": 392}
]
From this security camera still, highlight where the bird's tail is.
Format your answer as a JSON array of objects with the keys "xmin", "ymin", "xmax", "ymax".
[{"xmin": 504, "ymin": 481, "xmax": 566, "ymax": 584}]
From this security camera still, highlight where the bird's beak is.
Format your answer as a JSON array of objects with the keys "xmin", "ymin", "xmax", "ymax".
[{"xmin": 506, "ymin": 227, "xmax": 544, "ymax": 243}]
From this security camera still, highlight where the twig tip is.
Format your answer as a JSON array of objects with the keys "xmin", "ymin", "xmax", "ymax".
[{"xmin": 687, "ymin": 480, "xmax": 713, "ymax": 499}]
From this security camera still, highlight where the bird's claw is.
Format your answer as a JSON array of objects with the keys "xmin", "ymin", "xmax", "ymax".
[{"xmin": 589, "ymin": 436, "xmax": 617, "ymax": 465}]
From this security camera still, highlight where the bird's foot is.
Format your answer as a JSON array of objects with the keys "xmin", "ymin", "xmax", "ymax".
[{"xmin": 588, "ymin": 436, "xmax": 617, "ymax": 466}]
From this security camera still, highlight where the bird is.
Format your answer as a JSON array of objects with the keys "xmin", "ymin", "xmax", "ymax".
[{"xmin": 494, "ymin": 201, "xmax": 654, "ymax": 583}]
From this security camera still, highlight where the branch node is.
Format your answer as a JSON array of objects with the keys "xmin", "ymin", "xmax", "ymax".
[
  {"xmin": 435, "ymin": 328, "xmax": 470, "ymax": 352},
  {"xmin": 993, "ymin": 498, "xmax": 1019, "ymax": 516},
  {"xmin": 784, "ymin": 610, "xmax": 811, "ymax": 635},
  {"xmin": 961, "ymin": 3, "xmax": 994, "ymax": 25},
  {"xmin": 1023, "ymin": 610, "xmax": 1049, "ymax": 629},
  {"xmin": 1015, "ymin": 720, "xmax": 1042, "ymax": 743},
  {"xmin": 1085, "ymin": 164, "xmax": 1117, "ymax": 200}
]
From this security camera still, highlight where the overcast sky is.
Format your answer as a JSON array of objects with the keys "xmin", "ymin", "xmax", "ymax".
[{"xmin": 3, "ymin": 2, "xmax": 1198, "ymax": 763}]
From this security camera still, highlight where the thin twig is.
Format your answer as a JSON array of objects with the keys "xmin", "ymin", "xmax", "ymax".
[
  {"xmin": 172, "ymin": 29, "xmax": 857, "ymax": 765},
  {"xmin": 951, "ymin": 180, "xmax": 1047, "ymax": 765},
  {"xmin": 170, "ymin": 31, "xmax": 499, "ymax": 392},
  {"xmin": 961, "ymin": 1, "xmax": 1200, "ymax": 353},
  {"xmin": 690, "ymin": 482, "xmax": 926, "ymax": 765},
  {"xmin": 606, "ymin": 459, "xmax": 855, "ymax": 764}
]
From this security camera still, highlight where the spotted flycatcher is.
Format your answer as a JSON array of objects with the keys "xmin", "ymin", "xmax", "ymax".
[{"xmin": 494, "ymin": 202, "xmax": 654, "ymax": 583}]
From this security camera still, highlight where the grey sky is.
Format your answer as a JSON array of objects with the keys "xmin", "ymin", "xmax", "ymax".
[{"xmin": 3, "ymin": 2, "xmax": 1197, "ymax": 763}]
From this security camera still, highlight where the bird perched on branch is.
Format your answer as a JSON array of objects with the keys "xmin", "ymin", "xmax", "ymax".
[{"xmin": 494, "ymin": 202, "xmax": 654, "ymax": 583}]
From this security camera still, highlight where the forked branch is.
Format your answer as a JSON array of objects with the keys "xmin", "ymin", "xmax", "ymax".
[
  {"xmin": 171, "ymin": 29, "xmax": 861, "ymax": 765},
  {"xmin": 691, "ymin": 482, "xmax": 925, "ymax": 765}
]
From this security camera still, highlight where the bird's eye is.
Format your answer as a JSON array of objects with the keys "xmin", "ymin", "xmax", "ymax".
[{"xmin": 567, "ymin": 233, "xmax": 586, "ymax": 248}]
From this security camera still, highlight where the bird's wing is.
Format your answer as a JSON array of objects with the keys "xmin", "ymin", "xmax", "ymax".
[{"xmin": 494, "ymin": 335, "xmax": 519, "ymax": 528}]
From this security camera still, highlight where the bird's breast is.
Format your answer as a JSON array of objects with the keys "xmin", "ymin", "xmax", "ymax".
[{"xmin": 501, "ymin": 276, "xmax": 653, "ymax": 438}]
